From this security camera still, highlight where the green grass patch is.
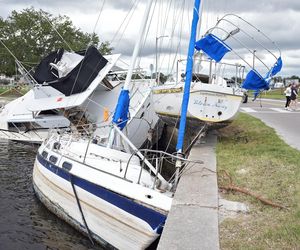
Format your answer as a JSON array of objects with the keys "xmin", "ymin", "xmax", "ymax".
[
  {"xmin": 217, "ymin": 112, "xmax": 300, "ymax": 249},
  {"xmin": 249, "ymin": 88, "xmax": 285, "ymax": 100}
]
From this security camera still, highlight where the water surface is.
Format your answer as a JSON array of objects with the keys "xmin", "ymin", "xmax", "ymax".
[{"xmin": 0, "ymin": 140, "xmax": 102, "ymax": 250}]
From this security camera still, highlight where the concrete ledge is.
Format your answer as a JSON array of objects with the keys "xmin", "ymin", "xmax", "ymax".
[{"xmin": 158, "ymin": 131, "xmax": 219, "ymax": 250}]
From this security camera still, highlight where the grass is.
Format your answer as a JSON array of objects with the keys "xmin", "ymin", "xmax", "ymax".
[
  {"xmin": 248, "ymin": 88, "xmax": 286, "ymax": 100},
  {"xmin": 217, "ymin": 112, "xmax": 300, "ymax": 249},
  {"xmin": 0, "ymin": 85, "xmax": 30, "ymax": 96}
]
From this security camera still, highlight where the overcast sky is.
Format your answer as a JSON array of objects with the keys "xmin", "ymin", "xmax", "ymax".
[{"xmin": 1, "ymin": 0, "xmax": 299, "ymax": 77}]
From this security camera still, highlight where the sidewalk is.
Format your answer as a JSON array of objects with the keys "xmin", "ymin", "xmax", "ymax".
[{"xmin": 158, "ymin": 131, "xmax": 219, "ymax": 250}]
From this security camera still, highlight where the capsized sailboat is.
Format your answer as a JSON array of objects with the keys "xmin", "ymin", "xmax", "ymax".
[
  {"xmin": 153, "ymin": 13, "xmax": 282, "ymax": 132},
  {"xmin": 0, "ymin": 46, "xmax": 121, "ymax": 143}
]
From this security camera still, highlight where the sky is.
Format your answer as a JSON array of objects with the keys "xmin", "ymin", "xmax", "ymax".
[{"xmin": 0, "ymin": 0, "xmax": 300, "ymax": 78}]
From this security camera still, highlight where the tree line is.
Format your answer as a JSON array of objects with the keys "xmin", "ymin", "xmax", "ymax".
[{"xmin": 0, "ymin": 7, "xmax": 113, "ymax": 76}]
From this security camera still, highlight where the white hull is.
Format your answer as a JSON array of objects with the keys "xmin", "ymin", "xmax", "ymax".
[
  {"xmin": 33, "ymin": 141, "xmax": 172, "ymax": 249},
  {"xmin": 153, "ymin": 82, "xmax": 243, "ymax": 129},
  {"xmin": 0, "ymin": 80, "xmax": 159, "ymax": 146}
]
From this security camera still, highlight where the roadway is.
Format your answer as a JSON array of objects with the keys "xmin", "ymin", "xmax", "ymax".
[{"xmin": 240, "ymin": 98, "xmax": 300, "ymax": 151}]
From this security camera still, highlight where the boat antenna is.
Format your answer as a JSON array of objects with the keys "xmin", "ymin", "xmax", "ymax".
[{"xmin": 174, "ymin": 0, "xmax": 202, "ymax": 189}]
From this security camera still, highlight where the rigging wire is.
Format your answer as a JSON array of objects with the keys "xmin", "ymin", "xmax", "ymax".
[
  {"xmin": 136, "ymin": 0, "xmax": 158, "ymax": 70},
  {"xmin": 59, "ymin": 0, "xmax": 108, "ymax": 125},
  {"xmin": 0, "ymin": 39, "xmax": 38, "ymax": 85},
  {"xmin": 91, "ymin": 0, "xmax": 106, "ymax": 39},
  {"xmin": 111, "ymin": 0, "xmax": 140, "ymax": 48},
  {"xmin": 40, "ymin": 13, "xmax": 73, "ymax": 51}
]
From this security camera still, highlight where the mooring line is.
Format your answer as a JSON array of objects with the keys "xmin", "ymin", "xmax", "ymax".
[{"xmin": 70, "ymin": 175, "xmax": 95, "ymax": 246}]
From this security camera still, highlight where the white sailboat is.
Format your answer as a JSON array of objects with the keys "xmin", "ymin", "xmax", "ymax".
[
  {"xmin": 152, "ymin": 13, "xmax": 282, "ymax": 131},
  {"xmin": 0, "ymin": 46, "xmax": 122, "ymax": 143},
  {"xmin": 0, "ymin": 46, "xmax": 158, "ymax": 147},
  {"xmin": 33, "ymin": 0, "xmax": 171, "ymax": 248}
]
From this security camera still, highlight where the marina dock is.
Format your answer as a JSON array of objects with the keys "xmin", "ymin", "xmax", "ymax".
[{"xmin": 158, "ymin": 131, "xmax": 220, "ymax": 250}]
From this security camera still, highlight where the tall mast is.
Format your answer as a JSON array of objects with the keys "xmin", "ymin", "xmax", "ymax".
[
  {"xmin": 176, "ymin": 0, "xmax": 202, "ymax": 152},
  {"xmin": 112, "ymin": 0, "xmax": 153, "ymax": 129}
]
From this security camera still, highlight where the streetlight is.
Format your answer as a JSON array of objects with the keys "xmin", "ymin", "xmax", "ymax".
[{"xmin": 155, "ymin": 35, "xmax": 168, "ymax": 85}]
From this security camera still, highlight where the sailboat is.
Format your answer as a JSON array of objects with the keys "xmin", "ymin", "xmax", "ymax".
[
  {"xmin": 0, "ymin": 45, "xmax": 159, "ymax": 147},
  {"xmin": 152, "ymin": 13, "xmax": 282, "ymax": 133},
  {"xmin": 0, "ymin": 46, "xmax": 123, "ymax": 143},
  {"xmin": 32, "ymin": 0, "xmax": 172, "ymax": 248}
]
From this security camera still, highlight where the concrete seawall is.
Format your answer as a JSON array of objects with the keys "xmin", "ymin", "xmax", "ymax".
[{"xmin": 158, "ymin": 131, "xmax": 220, "ymax": 250}]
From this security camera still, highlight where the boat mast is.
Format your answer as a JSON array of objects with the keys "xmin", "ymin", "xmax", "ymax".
[
  {"xmin": 176, "ymin": 0, "xmax": 201, "ymax": 153},
  {"xmin": 107, "ymin": 0, "xmax": 153, "ymax": 149},
  {"xmin": 174, "ymin": 0, "xmax": 201, "ymax": 188},
  {"xmin": 123, "ymin": 0, "xmax": 153, "ymax": 91},
  {"xmin": 112, "ymin": 0, "xmax": 153, "ymax": 130}
]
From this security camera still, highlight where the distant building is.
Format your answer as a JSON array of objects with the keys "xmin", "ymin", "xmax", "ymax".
[
  {"xmin": 273, "ymin": 82, "xmax": 284, "ymax": 88},
  {"xmin": 0, "ymin": 74, "xmax": 15, "ymax": 85}
]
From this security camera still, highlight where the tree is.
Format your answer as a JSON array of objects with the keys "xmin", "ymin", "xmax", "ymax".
[{"xmin": 0, "ymin": 7, "xmax": 113, "ymax": 76}]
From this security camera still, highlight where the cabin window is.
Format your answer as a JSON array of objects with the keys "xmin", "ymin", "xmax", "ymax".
[
  {"xmin": 39, "ymin": 109, "xmax": 59, "ymax": 115},
  {"xmin": 62, "ymin": 162, "xmax": 72, "ymax": 171},
  {"xmin": 49, "ymin": 155, "xmax": 58, "ymax": 164},
  {"xmin": 41, "ymin": 150, "xmax": 48, "ymax": 159}
]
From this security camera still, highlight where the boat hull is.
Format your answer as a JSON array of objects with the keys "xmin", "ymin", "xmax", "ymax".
[
  {"xmin": 33, "ymin": 153, "xmax": 166, "ymax": 249},
  {"xmin": 153, "ymin": 83, "xmax": 243, "ymax": 130}
]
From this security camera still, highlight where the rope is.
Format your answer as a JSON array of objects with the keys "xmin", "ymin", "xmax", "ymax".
[{"xmin": 70, "ymin": 175, "xmax": 95, "ymax": 246}]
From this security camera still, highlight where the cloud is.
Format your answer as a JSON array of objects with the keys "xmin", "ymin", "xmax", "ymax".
[{"xmin": 0, "ymin": 0, "xmax": 299, "ymax": 76}]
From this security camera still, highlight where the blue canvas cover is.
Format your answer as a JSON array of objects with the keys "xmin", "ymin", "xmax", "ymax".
[
  {"xmin": 112, "ymin": 89, "xmax": 130, "ymax": 129},
  {"xmin": 270, "ymin": 56, "xmax": 283, "ymax": 77},
  {"xmin": 242, "ymin": 70, "xmax": 269, "ymax": 90},
  {"xmin": 195, "ymin": 34, "xmax": 232, "ymax": 62}
]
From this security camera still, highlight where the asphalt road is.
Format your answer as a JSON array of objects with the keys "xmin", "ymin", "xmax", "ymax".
[{"xmin": 240, "ymin": 98, "xmax": 300, "ymax": 151}]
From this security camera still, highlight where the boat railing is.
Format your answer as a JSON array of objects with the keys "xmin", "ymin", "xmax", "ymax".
[
  {"xmin": 177, "ymin": 56, "xmax": 246, "ymax": 88},
  {"xmin": 204, "ymin": 14, "xmax": 281, "ymax": 78},
  {"xmin": 126, "ymin": 148, "xmax": 203, "ymax": 191},
  {"xmin": 45, "ymin": 125, "xmax": 202, "ymax": 191}
]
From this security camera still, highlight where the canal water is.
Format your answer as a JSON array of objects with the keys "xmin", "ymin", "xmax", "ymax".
[{"xmin": 0, "ymin": 140, "xmax": 103, "ymax": 250}]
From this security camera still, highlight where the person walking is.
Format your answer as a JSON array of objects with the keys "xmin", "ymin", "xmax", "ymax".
[
  {"xmin": 284, "ymin": 84, "xmax": 292, "ymax": 110},
  {"xmin": 290, "ymin": 83, "xmax": 298, "ymax": 110}
]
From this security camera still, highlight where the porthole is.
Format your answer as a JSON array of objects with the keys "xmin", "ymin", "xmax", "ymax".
[
  {"xmin": 41, "ymin": 150, "xmax": 48, "ymax": 159},
  {"xmin": 62, "ymin": 162, "xmax": 72, "ymax": 171},
  {"xmin": 49, "ymin": 155, "xmax": 58, "ymax": 164},
  {"xmin": 145, "ymin": 194, "xmax": 153, "ymax": 199}
]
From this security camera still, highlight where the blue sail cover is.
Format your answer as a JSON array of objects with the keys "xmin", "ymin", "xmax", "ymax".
[
  {"xmin": 243, "ymin": 57, "xmax": 283, "ymax": 91},
  {"xmin": 195, "ymin": 34, "xmax": 232, "ymax": 62},
  {"xmin": 112, "ymin": 89, "xmax": 130, "ymax": 129},
  {"xmin": 271, "ymin": 56, "xmax": 283, "ymax": 76},
  {"xmin": 242, "ymin": 70, "xmax": 269, "ymax": 90}
]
